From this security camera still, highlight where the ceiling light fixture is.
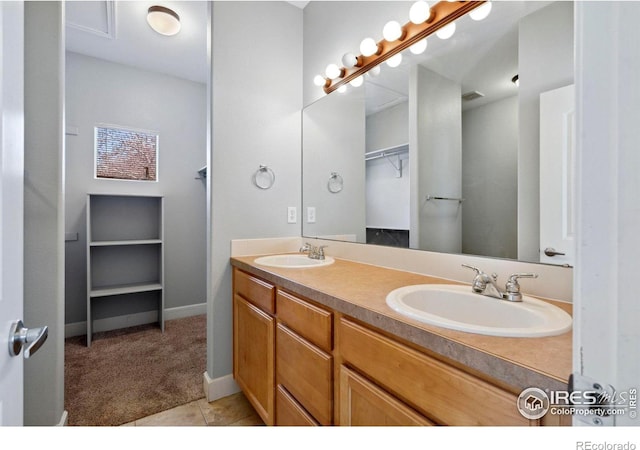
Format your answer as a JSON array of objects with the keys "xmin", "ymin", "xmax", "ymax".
[
  {"xmin": 147, "ymin": 5, "xmax": 181, "ymax": 36},
  {"xmin": 318, "ymin": 1, "xmax": 487, "ymax": 94}
]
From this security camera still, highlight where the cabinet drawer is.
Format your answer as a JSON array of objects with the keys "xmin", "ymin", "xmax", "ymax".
[
  {"xmin": 276, "ymin": 384, "xmax": 319, "ymax": 426},
  {"xmin": 234, "ymin": 269, "xmax": 275, "ymax": 314},
  {"xmin": 339, "ymin": 365, "xmax": 433, "ymax": 426},
  {"xmin": 338, "ymin": 318, "xmax": 532, "ymax": 426},
  {"xmin": 276, "ymin": 290, "xmax": 332, "ymax": 352},
  {"xmin": 276, "ymin": 323, "xmax": 333, "ymax": 425}
]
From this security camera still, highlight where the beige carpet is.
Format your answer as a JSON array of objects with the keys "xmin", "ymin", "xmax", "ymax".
[{"xmin": 64, "ymin": 315, "xmax": 206, "ymax": 426}]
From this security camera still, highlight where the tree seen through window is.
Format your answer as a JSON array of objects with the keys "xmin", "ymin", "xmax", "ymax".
[{"xmin": 96, "ymin": 126, "xmax": 158, "ymax": 181}]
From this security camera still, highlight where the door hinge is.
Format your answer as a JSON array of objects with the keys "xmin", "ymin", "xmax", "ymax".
[{"xmin": 569, "ymin": 373, "xmax": 616, "ymax": 426}]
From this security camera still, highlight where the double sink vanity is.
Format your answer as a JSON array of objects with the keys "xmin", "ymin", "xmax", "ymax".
[{"xmin": 231, "ymin": 250, "xmax": 572, "ymax": 426}]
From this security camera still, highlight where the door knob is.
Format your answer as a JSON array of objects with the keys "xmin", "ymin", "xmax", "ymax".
[
  {"xmin": 8, "ymin": 320, "xmax": 48, "ymax": 358},
  {"xmin": 544, "ymin": 247, "xmax": 566, "ymax": 257}
]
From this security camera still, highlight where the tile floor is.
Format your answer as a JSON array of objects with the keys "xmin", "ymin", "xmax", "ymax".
[{"xmin": 123, "ymin": 391, "xmax": 264, "ymax": 426}]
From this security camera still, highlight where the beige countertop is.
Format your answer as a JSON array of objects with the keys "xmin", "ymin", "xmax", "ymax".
[{"xmin": 231, "ymin": 255, "xmax": 572, "ymax": 393}]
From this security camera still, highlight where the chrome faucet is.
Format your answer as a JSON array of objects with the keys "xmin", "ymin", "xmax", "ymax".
[
  {"xmin": 462, "ymin": 264, "xmax": 538, "ymax": 302},
  {"xmin": 299, "ymin": 242, "xmax": 312, "ymax": 255},
  {"xmin": 299, "ymin": 243, "xmax": 328, "ymax": 260}
]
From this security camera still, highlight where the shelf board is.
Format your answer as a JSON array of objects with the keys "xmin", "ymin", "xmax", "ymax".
[
  {"xmin": 90, "ymin": 282, "xmax": 163, "ymax": 298},
  {"xmin": 90, "ymin": 239, "xmax": 162, "ymax": 247}
]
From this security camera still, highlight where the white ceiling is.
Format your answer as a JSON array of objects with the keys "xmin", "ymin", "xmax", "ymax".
[
  {"xmin": 66, "ymin": 1, "xmax": 208, "ymax": 84},
  {"xmin": 65, "ymin": 1, "xmax": 307, "ymax": 84},
  {"xmin": 65, "ymin": 0, "xmax": 551, "ymax": 106}
]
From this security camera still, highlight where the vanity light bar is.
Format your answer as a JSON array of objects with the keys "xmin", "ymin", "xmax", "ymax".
[{"xmin": 323, "ymin": 1, "xmax": 487, "ymax": 94}]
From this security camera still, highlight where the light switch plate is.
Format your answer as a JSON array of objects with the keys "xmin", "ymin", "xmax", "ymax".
[
  {"xmin": 287, "ymin": 206, "xmax": 297, "ymax": 224},
  {"xmin": 307, "ymin": 206, "xmax": 316, "ymax": 223}
]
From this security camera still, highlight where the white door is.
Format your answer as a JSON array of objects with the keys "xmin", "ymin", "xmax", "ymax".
[
  {"xmin": 539, "ymin": 84, "xmax": 575, "ymax": 266},
  {"xmin": 0, "ymin": 1, "xmax": 25, "ymax": 426}
]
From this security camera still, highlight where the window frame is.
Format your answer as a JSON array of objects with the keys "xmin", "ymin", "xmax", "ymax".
[{"xmin": 94, "ymin": 123, "xmax": 160, "ymax": 182}]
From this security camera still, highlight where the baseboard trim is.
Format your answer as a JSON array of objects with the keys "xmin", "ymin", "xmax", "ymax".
[
  {"xmin": 165, "ymin": 303, "xmax": 207, "ymax": 321},
  {"xmin": 64, "ymin": 303, "xmax": 207, "ymax": 338},
  {"xmin": 203, "ymin": 371, "xmax": 239, "ymax": 402},
  {"xmin": 57, "ymin": 410, "xmax": 68, "ymax": 426}
]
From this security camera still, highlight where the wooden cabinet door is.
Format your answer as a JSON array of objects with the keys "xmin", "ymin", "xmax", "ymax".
[
  {"xmin": 339, "ymin": 365, "xmax": 433, "ymax": 426},
  {"xmin": 276, "ymin": 385, "xmax": 319, "ymax": 426},
  {"xmin": 233, "ymin": 294, "xmax": 275, "ymax": 425}
]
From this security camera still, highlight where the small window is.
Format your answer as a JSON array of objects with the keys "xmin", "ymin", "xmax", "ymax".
[{"xmin": 95, "ymin": 125, "xmax": 158, "ymax": 181}]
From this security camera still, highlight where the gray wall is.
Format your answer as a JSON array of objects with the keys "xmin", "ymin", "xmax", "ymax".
[
  {"xmin": 462, "ymin": 95, "xmax": 518, "ymax": 259},
  {"xmin": 410, "ymin": 66, "xmax": 462, "ymax": 252},
  {"xmin": 303, "ymin": 88, "xmax": 366, "ymax": 241},
  {"xmin": 366, "ymin": 102, "xmax": 410, "ymax": 230},
  {"xmin": 209, "ymin": 1, "xmax": 302, "ymax": 379},
  {"xmin": 366, "ymin": 101, "xmax": 408, "ymax": 153},
  {"xmin": 518, "ymin": 1, "xmax": 574, "ymax": 261},
  {"xmin": 65, "ymin": 52, "xmax": 207, "ymax": 326},
  {"xmin": 24, "ymin": 1, "xmax": 65, "ymax": 426}
]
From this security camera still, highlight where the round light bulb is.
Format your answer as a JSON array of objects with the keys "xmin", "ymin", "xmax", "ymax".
[
  {"xmin": 342, "ymin": 52, "xmax": 358, "ymax": 69},
  {"xmin": 350, "ymin": 76, "xmax": 364, "ymax": 88},
  {"xmin": 337, "ymin": 85, "xmax": 348, "ymax": 94},
  {"xmin": 383, "ymin": 21, "xmax": 403, "ymax": 42},
  {"xmin": 360, "ymin": 38, "xmax": 379, "ymax": 57},
  {"xmin": 386, "ymin": 53, "xmax": 403, "ymax": 68},
  {"xmin": 409, "ymin": 38, "xmax": 428, "ymax": 55},
  {"xmin": 409, "ymin": 1, "xmax": 430, "ymax": 25},
  {"xmin": 367, "ymin": 65, "xmax": 381, "ymax": 78},
  {"xmin": 436, "ymin": 22, "xmax": 456, "ymax": 40},
  {"xmin": 313, "ymin": 74, "xmax": 326, "ymax": 87},
  {"xmin": 469, "ymin": 2, "xmax": 492, "ymax": 21},
  {"xmin": 325, "ymin": 63, "xmax": 341, "ymax": 80}
]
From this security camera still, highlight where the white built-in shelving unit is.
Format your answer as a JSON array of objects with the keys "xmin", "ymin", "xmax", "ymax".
[{"xmin": 86, "ymin": 194, "xmax": 164, "ymax": 346}]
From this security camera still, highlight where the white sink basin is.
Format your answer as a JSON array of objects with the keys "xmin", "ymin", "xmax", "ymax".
[
  {"xmin": 386, "ymin": 284, "xmax": 572, "ymax": 338},
  {"xmin": 254, "ymin": 254, "xmax": 335, "ymax": 269}
]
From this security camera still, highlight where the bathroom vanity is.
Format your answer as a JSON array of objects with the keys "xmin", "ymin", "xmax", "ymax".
[{"xmin": 230, "ymin": 255, "xmax": 572, "ymax": 426}]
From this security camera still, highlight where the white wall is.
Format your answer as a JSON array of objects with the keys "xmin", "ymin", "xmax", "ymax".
[
  {"xmin": 208, "ymin": 1, "xmax": 302, "ymax": 385},
  {"xmin": 410, "ymin": 65, "xmax": 462, "ymax": 253},
  {"xmin": 64, "ymin": 52, "xmax": 207, "ymax": 327},
  {"xmin": 518, "ymin": 1, "xmax": 574, "ymax": 261},
  {"xmin": 462, "ymin": 95, "xmax": 518, "ymax": 259},
  {"xmin": 574, "ymin": 1, "xmax": 640, "ymax": 427}
]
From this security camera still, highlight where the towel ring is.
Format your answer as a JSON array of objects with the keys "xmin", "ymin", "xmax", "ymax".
[
  {"xmin": 253, "ymin": 165, "xmax": 275, "ymax": 190},
  {"xmin": 328, "ymin": 172, "xmax": 343, "ymax": 193}
]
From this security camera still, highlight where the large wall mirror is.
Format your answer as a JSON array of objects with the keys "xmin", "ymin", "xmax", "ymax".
[{"xmin": 302, "ymin": 0, "xmax": 575, "ymax": 266}]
